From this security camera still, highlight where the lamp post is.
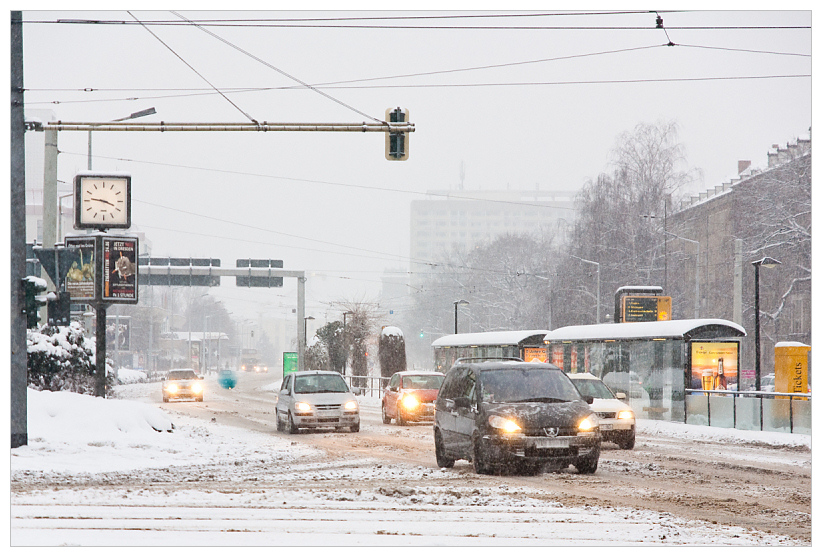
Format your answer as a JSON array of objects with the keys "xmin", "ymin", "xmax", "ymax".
[
  {"xmin": 88, "ymin": 107, "xmax": 156, "ymax": 170},
  {"xmin": 453, "ymin": 299, "xmax": 469, "ymax": 334},
  {"xmin": 665, "ymin": 232, "xmax": 700, "ymax": 319},
  {"xmin": 304, "ymin": 316, "xmax": 315, "ymax": 351},
  {"xmin": 752, "ymin": 257, "xmax": 781, "ymax": 392},
  {"xmin": 342, "ymin": 311, "xmax": 353, "ymax": 375},
  {"xmin": 569, "ymin": 255, "xmax": 600, "ymax": 323}
]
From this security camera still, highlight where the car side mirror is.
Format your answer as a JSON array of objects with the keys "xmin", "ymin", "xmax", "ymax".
[
  {"xmin": 584, "ymin": 395, "xmax": 594, "ymax": 405},
  {"xmin": 390, "ymin": 386, "xmax": 398, "ymax": 392},
  {"xmin": 615, "ymin": 392, "xmax": 627, "ymax": 400},
  {"xmin": 454, "ymin": 396, "xmax": 471, "ymax": 409},
  {"xmin": 198, "ymin": 376, "xmax": 204, "ymax": 381}
]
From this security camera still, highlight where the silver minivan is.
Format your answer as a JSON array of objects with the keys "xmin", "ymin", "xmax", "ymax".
[{"xmin": 276, "ymin": 371, "xmax": 360, "ymax": 433}]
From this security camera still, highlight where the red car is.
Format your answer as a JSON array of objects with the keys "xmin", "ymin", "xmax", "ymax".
[{"xmin": 381, "ymin": 371, "xmax": 445, "ymax": 425}]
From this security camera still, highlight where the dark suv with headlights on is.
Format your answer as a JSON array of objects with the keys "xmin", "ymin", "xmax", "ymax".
[{"xmin": 434, "ymin": 361, "xmax": 601, "ymax": 474}]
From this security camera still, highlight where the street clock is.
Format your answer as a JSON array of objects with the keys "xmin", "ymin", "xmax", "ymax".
[{"xmin": 74, "ymin": 173, "xmax": 131, "ymax": 230}]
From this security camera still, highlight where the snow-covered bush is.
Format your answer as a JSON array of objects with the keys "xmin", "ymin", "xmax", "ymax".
[{"xmin": 26, "ymin": 322, "xmax": 113, "ymax": 394}]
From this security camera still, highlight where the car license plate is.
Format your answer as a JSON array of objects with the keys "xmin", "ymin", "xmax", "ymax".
[
  {"xmin": 534, "ymin": 438, "xmax": 570, "ymax": 449},
  {"xmin": 600, "ymin": 423, "xmax": 613, "ymax": 431}
]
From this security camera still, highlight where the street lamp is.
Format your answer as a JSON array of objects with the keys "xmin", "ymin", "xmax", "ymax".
[
  {"xmin": 88, "ymin": 107, "xmax": 156, "ymax": 170},
  {"xmin": 665, "ymin": 232, "xmax": 700, "ymax": 319},
  {"xmin": 453, "ymin": 299, "xmax": 469, "ymax": 334},
  {"xmin": 752, "ymin": 257, "xmax": 781, "ymax": 392},
  {"xmin": 304, "ymin": 316, "xmax": 315, "ymax": 350},
  {"xmin": 569, "ymin": 255, "xmax": 600, "ymax": 323}
]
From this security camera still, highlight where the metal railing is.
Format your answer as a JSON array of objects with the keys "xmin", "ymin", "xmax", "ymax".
[
  {"xmin": 684, "ymin": 389, "xmax": 811, "ymax": 433},
  {"xmin": 342, "ymin": 374, "xmax": 389, "ymax": 398}
]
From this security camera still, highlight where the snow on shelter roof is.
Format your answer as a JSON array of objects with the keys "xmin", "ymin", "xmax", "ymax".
[
  {"xmin": 431, "ymin": 330, "xmax": 550, "ymax": 348},
  {"xmin": 543, "ymin": 319, "xmax": 745, "ymax": 343}
]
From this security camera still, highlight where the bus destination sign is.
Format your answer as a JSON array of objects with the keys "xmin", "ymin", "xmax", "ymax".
[{"xmin": 622, "ymin": 295, "xmax": 672, "ymax": 322}]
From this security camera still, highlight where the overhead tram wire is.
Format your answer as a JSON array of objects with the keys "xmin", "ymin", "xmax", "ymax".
[
  {"xmin": 170, "ymin": 10, "xmax": 384, "ymax": 125},
  {"xmin": 25, "ymin": 74, "xmax": 810, "ymax": 107},
  {"xmin": 22, "ymin": 40, "xmax": 809, "ymax": 99},
  {"xmin": 127, "ymin": 11, "xmax": 259, "ymax": 126},
  {"xmin": 27, "ymin": 17, "xmax": 809, "ymax": 30},
  {"xmin": 57, "ymin": 149, "xmax": 581, "ymax": 212}
]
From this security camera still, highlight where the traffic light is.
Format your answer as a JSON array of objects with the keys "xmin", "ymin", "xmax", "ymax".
[
  {"xmin": 48, "ymin": 292, "xmax": 71, "ymax": 326},
  {"xmin": 22, "ymin": 277, "xmax": 48, "ymax": 328},
  {"xmin": 419, "ymin": 330, "xmax": 424, "ymax": 338},
  {"xmin": 385, "ymin": 107, "xmax": 409, "ymax": 161}
]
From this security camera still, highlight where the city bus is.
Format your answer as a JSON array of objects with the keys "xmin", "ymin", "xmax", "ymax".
[{"xmin": 431, "ymin": 330, "xmax": 550, "ymax": 373}]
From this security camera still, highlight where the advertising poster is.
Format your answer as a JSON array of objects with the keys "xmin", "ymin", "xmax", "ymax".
[
  {"xmin": 102, "ymin": 237, "xmax": 138, "ymax": 303},
  {"xmin": 690, "ymin": 341, "xmax": 739, "ymax": 390},
  {"xmin": 63, "ymin": 236, "xmax": 96, "ymax": 301},
  {"xmin": 283, "ymin": 352, "xmax": 298, "ymax": 377},
  {"xmin": 522, "ymin": 346, "xmax": 547, "ymax": 363}
]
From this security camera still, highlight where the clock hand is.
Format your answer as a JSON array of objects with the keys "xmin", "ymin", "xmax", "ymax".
[{"xmin": 89, "ymin": 197, "xmax": 115, "ymax": 206}]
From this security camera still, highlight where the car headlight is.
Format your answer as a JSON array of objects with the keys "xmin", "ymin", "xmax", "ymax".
[
  {"xmin": 166, "ymin": 383, "xmax": 178, "ymax": 394},
  {"xmin": 191, "ymin": 382, "xmax": 203, "ymax": 394},
  {"xmin": 400, "ymin": 394, "xmax": 420, "ymax": 410},
  {"xmin": 295, "ymin": 402, "xmax": 312, "ymax": 413},
  {"xmin": 578, "ymin": 415, "xmax": 598, "ymax": 432},
  {"xmin": 344, "ymin": 400, "xmax": 359, "ymax": 411},
  {"xmin": 617, "ymin": 410, "xmax": 634, "ymax": 420},
  {"xmin": 488, "ymin": 415, "xmax": 521, "ymax": 433}
]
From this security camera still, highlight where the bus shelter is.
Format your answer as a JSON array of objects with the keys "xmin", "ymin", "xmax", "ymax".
[
  {"xmin": 431, "ymin": 330, "xmax": 549, "ymax": 373},
  {"xmin": 543, "ymin": 319, "xmax": 746, "ymax": 422}
]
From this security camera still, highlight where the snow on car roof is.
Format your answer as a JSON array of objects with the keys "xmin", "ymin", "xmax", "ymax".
[
  {"xmin": 431, "ymin": 329, "xmax": 550, "ymax": 348},
  {"xmin": 567, "ymin": 372, "xmax": 600, "ymax": 381},
  {"xmin": 544, "ymin": 319, "xmax": 745, "ymax": 343}
]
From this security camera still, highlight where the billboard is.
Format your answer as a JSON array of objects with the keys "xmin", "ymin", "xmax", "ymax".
[
  {"xmin": 690, "ymin": 341, "xmax": 740, "ymax": 391},
  {"xmin": 106, "ymin": 316, "xmax": 131, "ymax": 351},
  {"xmin": 102, "ymin": 236, "xmax": 138, "ymax": 303}
]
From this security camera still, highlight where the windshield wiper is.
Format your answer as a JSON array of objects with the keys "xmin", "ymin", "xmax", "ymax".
[{"xmin": 509, "ymin": 397, "xmax": 570, "ymax": 403}]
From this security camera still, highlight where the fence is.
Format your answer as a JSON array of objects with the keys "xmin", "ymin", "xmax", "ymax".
[
  {"xmin": 684, "ymin": 389, "xmax": 811, "ymax": 434},
  {"xmin": 342, "ymin": 374, "xmax": 389, "ymax": 398}
]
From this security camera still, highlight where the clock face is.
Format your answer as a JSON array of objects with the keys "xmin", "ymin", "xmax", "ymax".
[{"xmin": 75, "ymin": 175, "xmax": 131, "ymax": 229}]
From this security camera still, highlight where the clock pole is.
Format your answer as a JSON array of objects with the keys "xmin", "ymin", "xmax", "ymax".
[{"xmin": 94, "ymin": 302, "xmax": 109, "ymax": 397}]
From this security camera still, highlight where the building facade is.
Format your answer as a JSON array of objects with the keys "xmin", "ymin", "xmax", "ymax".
[
  {"xmin": 668, "ymin": 135, "xmax": 811, "ymax": 379},
  {"xmin": 409, "ymin": 188, "xmax": 576, "ymax": 285}
]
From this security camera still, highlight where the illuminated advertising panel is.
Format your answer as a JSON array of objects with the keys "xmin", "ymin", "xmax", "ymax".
[
  {"xmin": 102, "ymin": 236, "xmax": 138, "ymax": 303},
  {"xmin": 690, "ymin": 341, "xmax": 739, "ymax": 391},
  {"xmin": 522, "ymin": 346, "xmax": 547, "ymax": 363}
]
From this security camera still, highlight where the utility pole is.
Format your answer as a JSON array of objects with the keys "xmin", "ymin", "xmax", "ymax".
[{"xmin": 11, "ymin": 10, "xmax": 28, "ymax": 448}]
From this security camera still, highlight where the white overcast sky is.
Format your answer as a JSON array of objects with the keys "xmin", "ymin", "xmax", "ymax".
[{"xmin": 14, "ymin": 4, "xmax": 813, "ymax": 325}]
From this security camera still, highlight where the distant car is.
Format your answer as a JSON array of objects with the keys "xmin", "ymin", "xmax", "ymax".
[
  {"xmin": 434, "ymin": 361, "xmax": 601, "ymax": 475},
  {"xmin": 569, "ymin": 373, "xmax": 636, "ymax": 449},
  {"xmin": 276, "ymin": 370, "xmax": 360, "ymax": 433},
  {"xmin": 218, "ymin": 369, "xmax": 237, "ymax": 390},
  {"xmin": 381, "ymin": 371, "xmax": 445, "ymax": 425},
  {"xmin": 162, "ymin": 368, "xmax": 204, "ymax": 402},
  {"xmin": 760, "ymin": 374, "xmax": 776, "ymax": 392},
  {"xmin": 253, "ymin": 362, "xmax": 268, "ymax": 373}
]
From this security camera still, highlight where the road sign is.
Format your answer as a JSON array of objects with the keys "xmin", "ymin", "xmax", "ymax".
[
  {"xmin": 137, "ymin": 257, "xmax": 221, "ymax": 286},
  {"xmin": 236, "ymin": 259, "xmax": 283, "ymax": 287}
]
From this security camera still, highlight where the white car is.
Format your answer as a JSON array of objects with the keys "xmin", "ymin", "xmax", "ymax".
[
  {"xmin": 162, "ymin": 368, "xmax": 204, "ymax": 403},
  {"xmin": 569, "ymin": 372, "xmax": 636, "ymax": 449},
  {"xmin": 276, "ymin": 371, "xmax": 360, "ymax": 433}
]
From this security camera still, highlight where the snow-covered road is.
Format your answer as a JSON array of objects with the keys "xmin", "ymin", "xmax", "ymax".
[{"xmin": 10, "ymin": 375, "xmax": 811, "ymax": 546}]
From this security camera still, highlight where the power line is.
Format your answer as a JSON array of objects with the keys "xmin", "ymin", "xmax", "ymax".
[
  {"xmin": 25, "ymin": 73, "xmax": 809, "ymax": 106},
  {"xmin": 25, "ymin": 18, "xmax": 809, "ymax": 30},
  {"xmin": 127, "ymin": 10, "xmax": 259, "ymax": 125},
  {"xmin": 170, "ymin": 10, "xmax": 383, "ymax": 124},
  {"xmin": 57, "ymin": 149, "xmax": 580, "ymax": 211}
]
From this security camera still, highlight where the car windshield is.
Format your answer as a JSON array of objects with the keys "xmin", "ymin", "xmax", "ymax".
[
  {"xmin": 571, "ymin": 378, "xmax": 616, "ymax": 399},
  {"xmin": 167, "ymin": 370, "xmax": 197, "ymax": 380},
  {"xmin": 401, "ymin": 375, "xmax": 444, "ymax": 390},
  {"xmin": 294, "ymin": 374, "xmax": 349, "ymax": 394},
  {"xmin": 480, "ymin": 367, "xmax": 582, "ymax": 403}
]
